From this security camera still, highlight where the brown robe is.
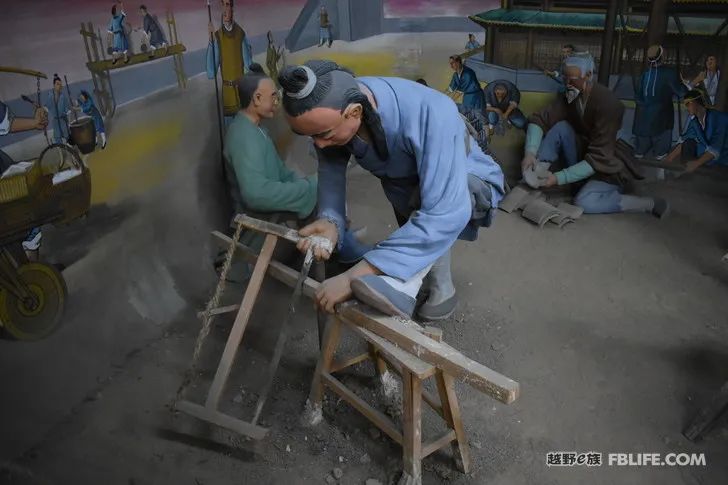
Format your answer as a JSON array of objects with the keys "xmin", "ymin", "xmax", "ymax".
[{"xmin": 529, "ymin": 83, "xmax": 632, "ymax": 186}]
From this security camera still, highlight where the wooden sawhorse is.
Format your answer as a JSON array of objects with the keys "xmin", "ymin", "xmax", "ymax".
[
  {"xmin": 178, "ymin": 215, "xmax": 519, "ymax": 483},
  {"xmin": 307, "ymin": 305, "xmax": 470, "ymax": 484}
]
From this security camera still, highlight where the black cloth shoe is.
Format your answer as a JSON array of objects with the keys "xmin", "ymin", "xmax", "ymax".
[{"xmin": 652, "ymin": 197, "xmax": 670, "ymax": 219}]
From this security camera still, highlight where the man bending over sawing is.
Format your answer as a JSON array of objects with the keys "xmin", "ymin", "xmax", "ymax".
[{"xmin": 278, "ymin": 60, "xmax": 505, "ymax": 320}]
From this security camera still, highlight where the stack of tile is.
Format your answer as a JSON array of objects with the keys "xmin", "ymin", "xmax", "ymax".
[{"xmin": 498, "ymin": 185, "xmax": 583, "ymax": 229}]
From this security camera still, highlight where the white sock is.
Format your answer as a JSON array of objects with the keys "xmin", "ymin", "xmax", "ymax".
[{"xmin": 379, "ymin": 264, "xmax": 433, "ymax": 300}]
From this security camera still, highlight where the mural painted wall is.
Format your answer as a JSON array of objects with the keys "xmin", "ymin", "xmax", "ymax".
[
  {"xmin": 0, "ymin": 0, "xmax": 307, "ymax": 100},
  {"xmin": 384, "ymin": 0, "xmax": 500, "ymax": 17}
]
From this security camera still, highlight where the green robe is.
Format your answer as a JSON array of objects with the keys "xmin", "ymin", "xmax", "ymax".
[{"xmin": 224, "ymin": 113, "xmax": 317, "ymax": 219}]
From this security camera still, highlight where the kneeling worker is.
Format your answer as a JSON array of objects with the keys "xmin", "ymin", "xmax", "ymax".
[
  {"xmin": 523, "ymin": 54, "xmax": 669, "ymax": 218},
  {"xmin": 663, "ymin": 89, "xmax": 728, "ymax": 172}
]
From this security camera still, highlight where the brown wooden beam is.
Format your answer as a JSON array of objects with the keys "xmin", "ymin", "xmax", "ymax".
[
  {"xmin": 338, "ymin": 302, "xmax": 520, "ymax": 404},
  {"xmin": 717, "ymin": 39, "xmax": 728, "ymax": 110},
  {"xmin": 599, "ymin": 0, "xmax": 619, "ymax": 84},
  {"xmin": 0, "ymin": 66, "xmax": 47, "ymax": 79}
]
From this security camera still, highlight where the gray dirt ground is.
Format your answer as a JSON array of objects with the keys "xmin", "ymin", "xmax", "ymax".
[{"xmin": 2, "ymin": 76, "xmax": 728, "ymax": 485}]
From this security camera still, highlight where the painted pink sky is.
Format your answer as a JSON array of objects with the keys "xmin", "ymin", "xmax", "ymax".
[{"xmin": 0, "ymin": 0, "xmax": 499, "ymax": 18}]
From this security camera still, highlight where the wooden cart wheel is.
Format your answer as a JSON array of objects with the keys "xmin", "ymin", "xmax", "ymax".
[
  {"xmin": 0, "ymin": 263, "xmax": 67, "ymax": 341},
  {"xmin": 38, "ymin": 143, "xmax": 83, "ymax": 174}
]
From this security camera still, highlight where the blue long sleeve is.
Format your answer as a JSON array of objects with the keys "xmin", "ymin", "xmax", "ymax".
[
  {"xmin": 363, "ymin": 98, "xmax": 472, "ymax": 281},
  {"xmin": 206, "ymin": 39, "xmax": 219, "ymax": 79},
  {"xmin": 316, "ymin": 146, "xmax": 349, "ymax": 250},
  {"xmin": 555, "ymin": 160, "xmax": 595, "ymax": 185},
  {"xmin": 243, "ymin": 37, "xmax": 252, "ymax": 72}
]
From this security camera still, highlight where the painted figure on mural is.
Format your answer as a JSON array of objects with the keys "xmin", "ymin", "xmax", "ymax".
[
  {"xmin": 0, "ymin": 99, "xmax": 47, "ymax": 174},
  {"xmin": 77, "ymin": 91, "xmax": 107, "ymax": 150},
  {"xmin": 544, "ymin": 44, "xmax": 576, "ymax": 93},
  {"xmin": 207, "ymin": 0, "xmax": 253, "ymax": 123},
  {"xmin": 465, "ymin": 33, "xmax": 480, "ymax": 51},
  {"xmin": 484, "ymin": 80, "xmax": 527, "ymax": 136},
  {"xmin": 446, "ymin": 55, "xmax": 485, "ymax": 112},
  {"xmin": 108, "ymin": 1, "xmax": 131, "ymax": 65},
  {"xmin": 45, "ymin": 74, "xmax": 72, "ymax": 145},
  {"xmin": 266, "ymin": 31, "xmax": 285, "ymax": 86},
  {"xmin": 683, "ymin": 55, "xmax": 721, "ymax": 106},
  {"xmin": 664, "ymin": 89, "xmax": 728, "ymax": 171},
  {"xmin": 278, "ymin": 60, "xmax": 505, "ymax": 320},
  {"xmin": 139, "ymin": 4, "xmax": 168, "ymax": 58},
  {"xmin": 523, "ymin": 54, "xmax": 670, "ymax": 218},
  {"xmin": 632, "ymin": 44, "xmax": 687, "ymax": 160},
  {"xmin": 319, "ymin": 5, "xmax": 333, "ymax": 48},
  {"xmin": 0, "ymin": 100, "xmax": 48, "ymax": 251}
]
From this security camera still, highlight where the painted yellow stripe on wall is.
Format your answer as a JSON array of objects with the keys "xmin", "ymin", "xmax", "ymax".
[
  {"xmin": 288, "ymin": 52, "xmax": 397, "ymax": 77},
  {"xmin": 87, "ymin": 118, "xmax": 183, "ymax": 205}
]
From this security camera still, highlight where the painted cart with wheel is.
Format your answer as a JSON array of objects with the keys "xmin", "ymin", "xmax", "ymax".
[{"xmin": 0, "ymin": 145, "xmax": 91, "ymax": 340}]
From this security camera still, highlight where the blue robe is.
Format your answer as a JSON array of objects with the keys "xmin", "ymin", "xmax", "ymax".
[
  {"xmin": 79, "ymin": 96, "xmax": 105, "ymax": 134},
  {"xmin": 633, "ymin": 65, "xmax": 687, "ymax": 138},
  {"xmin": 108, "ymin": 13, "xmax": 129, "ymax": 53},
  {"xmin": 143, "ymin": 13, "xmax": 167, "ymax": 47},
  {"xmin": 465, "ymin": 40, "xmax": 480, "ymax": 50},
  {"xmin": 681, "ymin": 109, "xmax": 728, "ymax": 166},
  {"xmin": 45, "ymin": 91, "xmax": 70, "ymax": 144},
  {"xmin": 448, "ymin": 66, "xmax": 485, "ymax": 111},
  {"xmin": 316, "ymin": 77, "xmax": 505, "ymax": 281}
]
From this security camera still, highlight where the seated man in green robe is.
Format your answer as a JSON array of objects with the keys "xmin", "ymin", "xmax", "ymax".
[{"xmin": 223, "ymin": 64, "xmax": 369, "ymax": 264}]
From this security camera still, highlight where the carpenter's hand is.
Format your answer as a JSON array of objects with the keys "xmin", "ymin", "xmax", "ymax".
[
  {"xmin": 315, "ymin": 273, "xmax": 352, "ymax": 314},
  {"xmin": 297, "ymin": 219, "xmax": 338, "ymax": 261},
  {"xmin": 521, "ymin": 152, "xmax": 536, "ymax": 171},
  {"xmin": 208, "ymin": 21, "xmax": 215, "ymax": 35}
]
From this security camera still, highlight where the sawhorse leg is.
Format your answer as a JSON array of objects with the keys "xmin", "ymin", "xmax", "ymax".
[
  {"xmin": 435, "ymin": 371, "xmax": 471, "ymax": 473},
  {"xmin": 175, "ymin": 234, "xmax": 277, "ymax": 439},
  {"xmin": 401, "ymin": 370, "xmax": 423, "ymax": 485},
  {"xmin": 303, "ymin": 316, "xmax": 343, "ymax": 425}
]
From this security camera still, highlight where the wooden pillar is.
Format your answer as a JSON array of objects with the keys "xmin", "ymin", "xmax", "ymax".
[
  {"xmin": 598, "ymin": 0, "xmax": 619, "ymax": 85},
  {"xmin": 487, "ymin": 27, "xmax": 496, "ymax": 65},
  {"xmin": 717, "ymin": 38, "xmax": 728, "ymax": 111},
  {"xmin": 526, "ymin": 30, "xmax": 534, "ymax": 70},
  {"xmin": 646, "ymin": 0, "xmax": 669, "ymax": 49},
  {"xmin": 483, "ymin": 27, "xmax": 487, "ymax": 63}
]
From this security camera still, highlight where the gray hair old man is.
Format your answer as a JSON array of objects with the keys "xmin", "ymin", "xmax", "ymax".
[{"xmin": 523, "ymin": 54, "xmax": 669, "ymax": 217}]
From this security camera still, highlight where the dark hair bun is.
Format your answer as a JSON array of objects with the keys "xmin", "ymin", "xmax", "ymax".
[
  {"xmin": 278, "ymin": 65, "xmax": 310, "ymax": 94},
  {"xmin": 248, "ymin": 63, "xmax": 265, "ymax": 75}
]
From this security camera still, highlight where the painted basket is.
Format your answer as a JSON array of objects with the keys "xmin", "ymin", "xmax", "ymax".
[{"xmin": 0, "ymin": 161, "xmax": 41, "ymax": 204}]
